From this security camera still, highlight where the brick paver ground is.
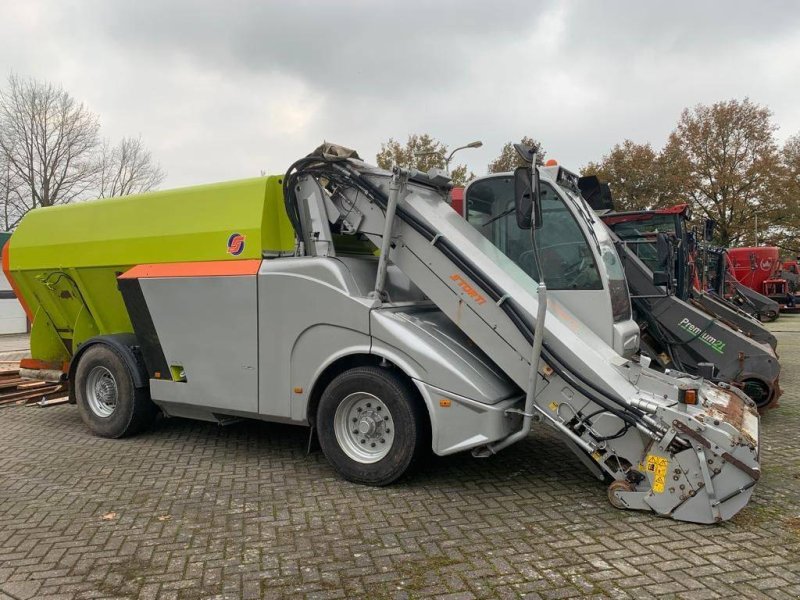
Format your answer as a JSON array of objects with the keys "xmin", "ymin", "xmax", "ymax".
[{"xmin": 1, "ymin": 318, "xmax": 799, "ymax": 599}]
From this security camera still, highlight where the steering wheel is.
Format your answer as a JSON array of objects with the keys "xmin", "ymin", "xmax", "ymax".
[{"xmin": 562, "ymin": 256, "xmax": 588, "ymax": 283}]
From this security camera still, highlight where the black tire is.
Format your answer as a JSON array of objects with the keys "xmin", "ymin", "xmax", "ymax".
[
  {"xmin": 74, "ymin": 345, "xmax": 157, "ymax": 438},
  {"xmin": 316, "ymin": 366, "xmax": 429, "ymax": 486}
]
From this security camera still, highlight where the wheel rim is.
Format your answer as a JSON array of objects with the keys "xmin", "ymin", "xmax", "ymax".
[
  {"xmin": 333, "ymin": 392, "xmax": 395, "ymax": 464},
  {"xmin": 86, "ymin": 366, "xmax": 118, "ymax": 418}
]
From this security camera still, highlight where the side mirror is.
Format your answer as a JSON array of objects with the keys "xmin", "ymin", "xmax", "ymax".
[
  {"xmin": 686, "ymin": 230, "xmax": 696, "ymax": 253},
  {"xmin": 655, "ymin": 232, "xmax": 672, "ymax": 271},
  {"xmin": 652, "ymin": 271, "xmax": 670, "ymax": 287},
  {"xmin": 513, "ymin": 165, "xmax": 542, "ymax": 230},
  {"xmin": 703, "ymin": 219, "xmax": 716, "ymax": 242}
]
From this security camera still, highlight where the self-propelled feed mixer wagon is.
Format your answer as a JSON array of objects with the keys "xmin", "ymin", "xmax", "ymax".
[{"xmin": 5, "ymin": 144, "xmax": 760, "ymax": 523}]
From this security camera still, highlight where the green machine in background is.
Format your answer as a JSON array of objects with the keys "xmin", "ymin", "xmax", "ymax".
[{"xmin": 4, "ymin": 177, "xmax": 294, "ymax": 365}]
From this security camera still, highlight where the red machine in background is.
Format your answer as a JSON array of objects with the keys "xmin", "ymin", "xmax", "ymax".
[{"xmin": 728, "ymin": 247, "xmax": 799, "ymax": 312}]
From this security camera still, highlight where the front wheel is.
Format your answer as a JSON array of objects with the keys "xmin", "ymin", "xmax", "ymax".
[
  {"xmin": 75, "ymin": 345, "xmax": 157, "ymax": 438},
  {"xmin": 759, "ymin": 310, "xmax": 778, "ymax": 323},
  {"xmin": 316, "ymin": 366, "xmax": 428, "ymax": 486}
]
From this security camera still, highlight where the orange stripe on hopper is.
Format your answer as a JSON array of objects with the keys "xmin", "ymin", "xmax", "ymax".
[
  {"xmin": 119, "ymin": 259, "xmax": 261, "ymax": 280},
  {"xmin": 20, "ymin": 358, "xmax": 69, "ymax": 372}
]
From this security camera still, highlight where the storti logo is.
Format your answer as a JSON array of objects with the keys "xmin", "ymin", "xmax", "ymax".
[
  {"xmin": 450, "ymin": 273, "xmax": 487, "ymax": 305},
  {"xmin": 227, "ymin": 233, "xmax": 246, "ymax": 256}
]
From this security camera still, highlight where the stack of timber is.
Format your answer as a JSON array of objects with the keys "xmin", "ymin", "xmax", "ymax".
[{"xmin": 0, "ymin": 361, "xmax": 69, "ymax": 407}]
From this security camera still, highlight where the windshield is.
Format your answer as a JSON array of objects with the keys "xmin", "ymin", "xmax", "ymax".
[
  {"xmin": 467, "ymin": 177, "xmax": 602, "ymax": 290},
  {"xmin": 605, "ymin": 213, "xmax": 678, "ymax": 273}
]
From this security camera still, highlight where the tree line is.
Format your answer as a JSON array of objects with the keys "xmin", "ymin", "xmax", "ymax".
[
  {"xmin": 378, "ymin": 99, "xmax": 800, "ymax": 253},
  {"xmin": 0, "ymin": 74, "xmax": 164, "ymax": 231},
  {"xmin": 584, "ymin": 99, "xmax": 800, "ymax": 251}
]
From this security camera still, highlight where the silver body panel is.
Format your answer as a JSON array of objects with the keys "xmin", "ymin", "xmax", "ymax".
[
  {"xmin": 140, "ymin": 256, "xmax": 522, "ymax": 455},
  {"xmin": 142, "ymin": 275, "xmax": 259, "ymax": 413}
]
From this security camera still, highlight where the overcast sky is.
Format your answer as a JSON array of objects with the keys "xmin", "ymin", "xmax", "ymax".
[{"xmin": 3, "ymin": 1, "xmax": 800, "ymax": 188}]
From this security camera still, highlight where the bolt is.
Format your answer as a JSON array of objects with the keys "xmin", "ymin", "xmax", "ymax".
[
  {"xmin": 386, "ymin": 429, "xmax": 391, "ymax": 434},
  {"xmin": 371, "ymin": 443, "xmax": 376, "ymax": 448},
  {"xmin": 360, "ymin": 439, "xmax": 366, "ymax": 444},
  {"xmin": 674, "ymin": 468, "xmax": 681, "ymax": 474},
  {"xmin": 673, "ymin": 475, "xmax": 679, "ymax": 481},
  {"xmin": 713, "ymin": 419, "xmax": 720, "ymax": 426},
  {"xmin": 377, "ymin": 406, "xmax": 382, "ymax": 411},
  {"xmin": 380, "ymin": 438, "xmax": 385, "ymax": 443},
  {"xmin": 707, "ymin": 459, "xmax": 713, "ymax": 464},
  {"xmin": 352, "ymin": 418, "xmax": 357, "ymax": 423},
  {"xmin": 384, "ymin": 416, "xmax": 389, "ymax": 421},
  {"xmin": 353, "ymin": 430, "xmax": 358, "ymax": 434},
  {"xmin": 680, "ymin": 484, "xmax": 685, "ymax": 490},
  {"xmin": 357, "ymin": 407, "xmax": 362, "ymax": 413},
  {"xmin": 367, "ymin": 403, "xmax": 372, "ymax": 408}
]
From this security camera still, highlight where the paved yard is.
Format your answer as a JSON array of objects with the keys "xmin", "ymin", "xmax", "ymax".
[{"xmin": 1, "ymin": 319, "xmax": 799, "ymax": 600}]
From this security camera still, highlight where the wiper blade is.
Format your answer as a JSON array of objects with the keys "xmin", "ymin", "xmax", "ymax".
[{"xmin": 481, "ymin": 207, "xmax": 515, "ymax": 227}]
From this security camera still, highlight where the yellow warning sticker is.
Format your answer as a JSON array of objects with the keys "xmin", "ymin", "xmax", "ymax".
[
  {"xmin": 548, "ymin": 401, "xmax": 558, "ymax": 412},
  {"xmin": 646, "ymin": 454, "xmax": 669, "ymax": 494},
  {"xmin": 591, "ymin": 451, "xmax": 602, "ymax": 462}
]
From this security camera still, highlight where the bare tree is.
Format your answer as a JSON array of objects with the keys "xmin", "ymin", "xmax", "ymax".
[
  {"xmin": 0, "ymin": 74, "xmax": 100, "ymax": 225},
  {"xmin": 97, "ymin": 136, "xmax": 165, "ymax": 198},
  {"xmin": 0, "ymin": 152, "xmax": 23, "ymax": 231}
]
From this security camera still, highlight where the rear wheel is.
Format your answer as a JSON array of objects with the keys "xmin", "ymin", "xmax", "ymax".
[
  {"xmin": 75, "ymin": 345, "xmax": 157, "ymax": 438},
  {"xmin": 317, "ymin": 366, "xmax": 428, "ymax": 486}
]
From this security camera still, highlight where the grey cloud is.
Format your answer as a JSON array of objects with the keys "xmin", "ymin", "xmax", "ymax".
[
  {"xmin": 2, "ymin": 0, "xmax": 799, "ymax": 188},
  {"xmin": 78, "ymin": 0, "xmax": 542, "ymax": 98}
]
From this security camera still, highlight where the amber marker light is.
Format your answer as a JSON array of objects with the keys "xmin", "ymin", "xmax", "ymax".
[{"xmin": 681, "ymin": 389, "xmax": 698, "ymax": 405}]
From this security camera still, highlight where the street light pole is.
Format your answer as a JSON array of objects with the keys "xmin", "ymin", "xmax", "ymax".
[
  {"xmin": 414, "ymin": 140, "xmax": 483, "ymax": 175},
  {"xmin": 444, "ymin": 140, "xmax": 483, "ymax": 174}
]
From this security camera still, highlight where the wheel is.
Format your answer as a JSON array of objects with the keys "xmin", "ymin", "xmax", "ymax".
[
  {"xmin": 607, "ymin": 479, "xmax": 636, "ymax": 510},
  {"xmin": 316, "ymin": 366, "xmax": 428, "ymax": 486},
  {"xmin": 742, "ymin": 378, "xmax": 774, "ymax": 412},
  {"xmin": 760, "ymin": 310, "xmax": 778, "ymax": 323},
  {"xmin": 74, "ymin": 345, "xmax": 157, "ymax": 438},
  {"xmin": 742, "ymin": 377, "xmax": 781, "ymax": 414}
]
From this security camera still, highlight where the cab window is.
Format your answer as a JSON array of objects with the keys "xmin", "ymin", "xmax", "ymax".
[{"xmin": 466, "ymin": 176, "xmax": 602, "ymax": 290}]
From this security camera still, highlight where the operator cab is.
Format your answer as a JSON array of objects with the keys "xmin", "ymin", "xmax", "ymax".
[{"xmin": 463, "ymin": 165, "xmax": 640, "ymax": 358}]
